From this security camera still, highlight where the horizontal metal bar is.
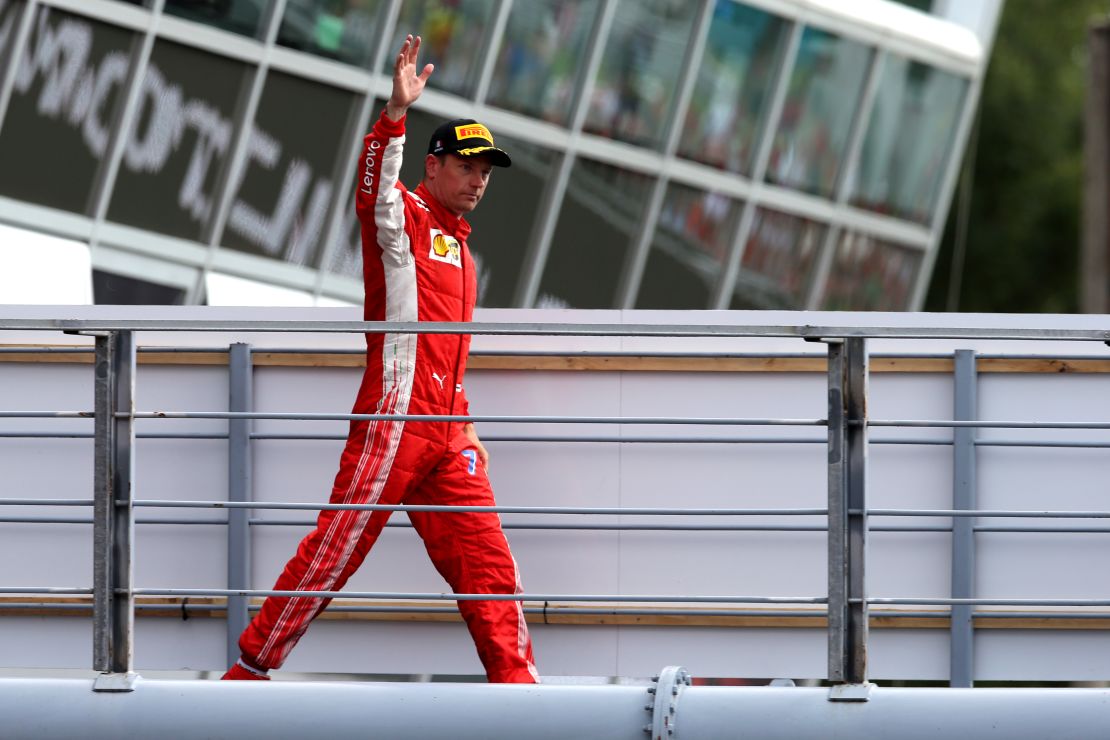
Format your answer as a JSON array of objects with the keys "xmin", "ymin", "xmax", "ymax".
[
  {"xmin": 5, "ymin": 430, "xmax": 1110, "ymax": 449},
  {"xmin": 129, "ymin": 500, "xmax": 829, "ymax": 516},
  {"xmin": 3, "ymin": 344, "xmax": 1109, "ymax": 362},
  {"xmin": 5, "ymin": 318, "xmax": 1110, "ymax": 342},
  {"xmin": 0, "ymin": 517, "xmax": 227, "ymax": 525},
  {"xmin": 6, "ymin": 516, "xmax": 835, "ymax": 531},
  {"xmin": 119, "ymin": 590, "xmax": 1110, "ymax": 608},
  {"xmin": 127, "ymin": 411, "xmax": 826, "ymax": 426},
  {"xmin": 11, "ymin": 411, "xmax": 1110, "ymax": 431},
  {"xmin": 7, "ymin": 601, "xmax": 1110, "ymax": 623},
  {"xmin": 9, "ymin": 497, "xmax": 1106, "ymax": 521},
  {"xmin": 127, "ymin": 501, "xmax": 1110, "ymax": 520},
  {"xmin": 9, "ymin": 514, "xmax": 1110, "ymax": 535},
  {"xmin": 0, "ymin": 410, "xmax": 826, "ymax": 426},
  {"xmin": 0, "ymin": 588, "xmax": 94, "ymax": 595},
  {"xmin": 976, "ymin": 439, "xmax": 1110, "ymax": 449},
  {"xmin": 867, "ymin": 598, "xmax": 1110, "ymax": 607},
  {"xmin": 131, "ymin": 588, "xmax": 826, "ymax": 604},
  {"xmin": 870, "ymin": 419, "xmax": 1110, "ymax": 430},
  {"xmin": 0, "ymin": 603, "xmax": 222, "ymax": 613},
  {"xmin": 865, "ymin": 508, "xmax": 1110, "ymax": 519},
  {"xmin": 0, "ymin": 499, "xmax": 93, "ymax": 507},
  {"xmin": 0, "ymin": 412, "xmax": 94, "ymax": 419},
  {"xmin": 0, "ymin": 432, "xmax": 225, "ymax": 439},
  {"xmin": 248, "ymin": 519, "xmax": 1110, "ymax": 534},
  {"xmin": 253, "ymin": 520, "xmax": 834, "ymax": 532}
]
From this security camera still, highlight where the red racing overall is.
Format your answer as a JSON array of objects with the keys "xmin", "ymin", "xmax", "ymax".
[{"xmin": 237, "ymin": 110, "xmax": 539, "ymax": 683}]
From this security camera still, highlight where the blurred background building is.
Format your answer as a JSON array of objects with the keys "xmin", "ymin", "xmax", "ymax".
[{"xmin": 0, "ymin": 0, "xmax": 1002, "ymax": 309}]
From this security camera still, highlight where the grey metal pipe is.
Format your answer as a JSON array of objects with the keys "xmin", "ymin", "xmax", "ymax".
[
  {"xmin": 128, "ymin": 411, "xmax": 827, "ymax": 426},
  {"xmin": 871, "ymin": 418, "xmax": 1110, "ymax": 429},
  {"xmin": 6, "ymin": 602, "xmax": 1110, "ymax": 623},
  {"xmin": 0, "ymin": 677, "xmax": 651, "ymax": 740},
  {"xmin": 676, "ymin": 685, "xmax": 1110, "ymax": 740},
  {"xmin": 7, "ymin": 317, "xmax": 1110, "ymax": 341},
  {"xmin": 4, "ymin": 345, "xmax": 1110, "ymax": 362},
  {"xmin": 130, "ymin": 587, "xmax": 826, "ymax": 605},
  {"xmin": 3, "ymin": 678, "xmax": 1110, "ymax": 740},
  {"xmin": 8, "ymin": 429, "xmax": 1110, "ymax": 448},
  {"xmin": 9, "ymin": 429, "xmax": 1110, "ymax": 449},
  {"xmin": 14, "ymin": 514, "xmax": 1110, "ymax": 533},
  {"xmin": 127, "ymin": 500, "xmax": 830, "ymax": 516}
]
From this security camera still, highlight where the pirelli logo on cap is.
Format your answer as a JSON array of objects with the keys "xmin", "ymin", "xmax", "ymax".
[{"xmin": 454, "ymin": 123, "xmax": 493, "ymax": 144}]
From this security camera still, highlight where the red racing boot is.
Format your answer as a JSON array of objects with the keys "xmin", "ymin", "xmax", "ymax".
[{"xmin": 221, "ymin": 658, "xmax": 270, "ymax": 680}]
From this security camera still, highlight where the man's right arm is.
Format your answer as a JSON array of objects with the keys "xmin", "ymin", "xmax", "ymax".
[{"xmin": 354, "ymin": 35, "xmax": 434, "ymax": 264}]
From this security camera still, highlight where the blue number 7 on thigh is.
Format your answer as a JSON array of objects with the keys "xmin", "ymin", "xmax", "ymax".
[{"xmin": 461, "ymin": 449, "xmax": 478, "ymax": 475}]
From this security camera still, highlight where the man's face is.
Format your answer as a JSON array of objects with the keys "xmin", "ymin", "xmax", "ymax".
[{"xmin": 424, "ymin": 153, "xmax": 494, "ymax": 216}]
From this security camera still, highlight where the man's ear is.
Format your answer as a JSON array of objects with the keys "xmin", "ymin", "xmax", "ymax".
[{"xmin": 424, "ymin": 153, "xmax": 440, "ymax": 180}]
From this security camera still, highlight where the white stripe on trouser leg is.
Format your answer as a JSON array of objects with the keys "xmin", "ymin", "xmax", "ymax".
[
  {"xmin": 255, "ymin": 416, "xmax": 393, "ymax": 665},
  {"xmin": 258, "ymin": 240, "xmax": 417, "ymax": 666},
  {"xmin": 511, "ymin": 553, "xmax": 540, "ymax": 681}
]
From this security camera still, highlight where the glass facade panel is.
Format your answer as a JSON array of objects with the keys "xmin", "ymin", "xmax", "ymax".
[
  {"xmin": 222, "ymin": 71, "xmax": 357, "ymax": 266},
  {"xmin": 277, "ymin": 0, "xmax": 386, "ymax": 67},
  {"xmin": 820, "ymin": 231, "xmax": 922, "ymax": 310},
  {"xmin": 93, "ymin": 269, "xmax": 186, "ymax": 304},
  {"xmin": 766, "ymin": 27, "xmax": 871, "ymax": 197},
  {"xmin": 851, "ymin": 57, "xmax": 967, "ymax": 223},
  {"xmin": 678, "ymin": 1, "xmax": 787, "ymax": 175},
  {"xmin": 732, "ymin": 208, "xmax": 824, "ymax": 309},
  {"xmin": 385, "ymin": 0, "xmax": 495, "ymax": 97},
  {"xmin": 0, "ymin": 7, "xmax": 135, "ymax": 214},
  {"xmin": 327, "ymin": 179, "xmax": 364, "ymax": 281},
  {"xmin": 636, "ymin": 182, "xmax": 740, "ymax": 309},
  {"xmin": 583, "ymin": 0, "xmax": 699, "ymax": 149},
  {"xmin": 466, "ymin": 134, "xmax": 557, "ymax": 307},
  {"xmin": 485, "ymin": 0, "xmax": 598, "ymax": 125},
  {"xmin": 538, "ymin": 157, "xmax": 653, "ymax": 308},
  {"xmin": 163, "ymin": 0, "xmax": 272, "ymax": 39},
  {"xmin": 0, "ymin": 1, "xmax": 985, "ymax": 311},
  {"xmin": 0, "ymin": 1, "xmax": 25, "ymax": 70},
  {"xmin": 108, "ymin": 40, "xmax": 251, "ymax": 242}
]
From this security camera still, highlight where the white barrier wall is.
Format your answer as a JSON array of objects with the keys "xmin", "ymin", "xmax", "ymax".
[{"xmin": 1, "ymin": 307, "xmax": 1109, "ymax": 682}]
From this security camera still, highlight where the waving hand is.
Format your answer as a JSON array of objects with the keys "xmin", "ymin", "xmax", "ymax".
[{"xmin": 386, "ymin": 35, "xmax": 434, "ymax": 121}]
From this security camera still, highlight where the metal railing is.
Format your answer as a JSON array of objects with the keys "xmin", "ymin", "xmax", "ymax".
[{"xmin": 2, "ymin": 318, "xmax": 1110, "ymax": 689}]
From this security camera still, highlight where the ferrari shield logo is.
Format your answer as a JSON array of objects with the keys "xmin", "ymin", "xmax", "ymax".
[{"xmin": 429, "ymin": 230, "xmax": 462, "ymax": 268}]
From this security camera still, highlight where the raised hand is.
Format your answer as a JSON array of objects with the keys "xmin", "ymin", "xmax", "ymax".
[{"xmin": 386, "ymin": 34, "xmax": 434, "ymax": 121}]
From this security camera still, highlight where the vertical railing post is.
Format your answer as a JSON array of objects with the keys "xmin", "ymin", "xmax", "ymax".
[
  {"xmin": 226, "ymin": 343, "xmax": 253, "ymax": 667},
  {"xmin": 950, "ymin": 349, "xmax": 978, "ymax": 687},
  {"xmin": 92, "ymin": 331, "xmax": 137, "ymax": 690},
  {"xmin": 827, "ymin": 337, "xmax": 870, "ymax": 690}
]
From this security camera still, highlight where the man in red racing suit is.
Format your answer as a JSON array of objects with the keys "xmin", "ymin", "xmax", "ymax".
[{"xmin": 222, "ymin": 34, "xmax": 538, "ymax": 684}]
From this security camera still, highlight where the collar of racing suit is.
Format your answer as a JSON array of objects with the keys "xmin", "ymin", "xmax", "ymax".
[{"xmin": 414, "ymin": 182, "xmax": 472, "ymax": 242}]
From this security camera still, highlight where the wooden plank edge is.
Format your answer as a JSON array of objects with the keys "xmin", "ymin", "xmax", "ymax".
[
  {"xmin": 2, "ymin": 597, "xmax": 1109, "ymax": 629},
  {"xmin": 4, "ymin": 349, "xmax": 1110, "ymax": 373}
]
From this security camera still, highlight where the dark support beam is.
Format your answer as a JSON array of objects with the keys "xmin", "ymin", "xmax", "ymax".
[{"xmin": 827, "ymin": 337, "xmax": 869, "ymax": 686}]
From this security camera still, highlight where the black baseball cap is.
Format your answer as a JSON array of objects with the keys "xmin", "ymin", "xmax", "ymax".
[{"xmin": 427, "ymin": 118, "xmax": 511, "ymax": 168}]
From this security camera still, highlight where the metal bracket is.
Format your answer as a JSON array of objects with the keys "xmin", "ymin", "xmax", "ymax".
[
  {"xmin": 92, "ymin": 672, "xmax": 141, "ymax": 692},
  {"xmin": 63, "ymin": 330, "xmax": 110, "ymax": 337},
  {"xmin": 644, "ymin": 666, "xmax": 691, "ymax": 739},
  {"xmin": 828, "ymin": 682, "xmax": 874, "ymax": 702}
]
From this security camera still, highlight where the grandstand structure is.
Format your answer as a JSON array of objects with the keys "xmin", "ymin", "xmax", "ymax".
[{"xmin": 0, "ymin": 0, "xmax": 1000, "ymax": 309}]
